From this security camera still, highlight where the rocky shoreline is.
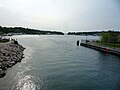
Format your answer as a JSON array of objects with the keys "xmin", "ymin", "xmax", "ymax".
[{"xmin": 0, "ymin": 41, "xmax": 25, "ymax": 78}]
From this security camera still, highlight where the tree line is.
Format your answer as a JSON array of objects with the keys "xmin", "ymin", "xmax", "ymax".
[
  {"xmin": 67, "ymin": 31, "xmax": 120, "ymax": 36},
  {"xmin": 101, "ymin": 31, "xmax": 120, "ymax": 44},
  {"xmin": 68, "ymin": 31, "xmax": 103, "ymax": 36},
  {"xmin": 0, "ymin": 26, "xmax": 64, "ymax": 35}
]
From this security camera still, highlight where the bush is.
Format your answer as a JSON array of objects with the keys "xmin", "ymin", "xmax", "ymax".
[{"xmin": 101, "ymin": 31, "xmax": 120, "ymax": 44}]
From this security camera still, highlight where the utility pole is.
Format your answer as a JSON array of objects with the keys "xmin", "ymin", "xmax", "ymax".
[{"xmin": 113, "ymin": 30, "xmax": 115, "ymax": 49}]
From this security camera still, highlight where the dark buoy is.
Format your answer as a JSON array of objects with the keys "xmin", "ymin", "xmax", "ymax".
[{"xmin": 76, "ymin": 40, "xmax": 79, "ymax": 46}]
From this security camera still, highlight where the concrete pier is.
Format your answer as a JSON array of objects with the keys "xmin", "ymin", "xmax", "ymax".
[{"xmin": 80, "ymin": 43, "xmax": 120, "ymax": 57}]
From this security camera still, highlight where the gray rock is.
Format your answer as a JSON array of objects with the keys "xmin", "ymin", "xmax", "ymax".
[
  {"xmin": 0, "ymin": 42, "xmax": 25, "ymax": 78},
  {"xmin": 0, "ymin": 69, "xmax": 6, "ymax": 78}
]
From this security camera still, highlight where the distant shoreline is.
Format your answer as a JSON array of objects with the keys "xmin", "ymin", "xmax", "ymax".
[
  {"xmin": 67, "ymin": 31, "xmax": 120, "ymax": 36},
  {"xmin": 0, "ymin": 26, "xmax": 64, "ymax": 35}
]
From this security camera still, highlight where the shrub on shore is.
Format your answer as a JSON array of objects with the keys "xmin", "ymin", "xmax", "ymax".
[{"xmin": 101, "ymin": 31, "xmax": 120, "ymax": 44}]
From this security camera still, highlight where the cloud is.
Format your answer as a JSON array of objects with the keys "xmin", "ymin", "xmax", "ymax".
[
  {"xmin": 0, "ymin": 7, "xmax": 23, "ymax": 26},
  {"xmin": 0, "ymin": 0, "xmax": 120, "ymax": 32}
]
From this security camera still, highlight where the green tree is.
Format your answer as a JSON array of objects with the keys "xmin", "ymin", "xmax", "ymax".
[
  {"xmin": 101, "ymin": 32, "xmax": 109, "ymax": 43},
  {"xmin": 101, "ymin": 31, "xmax": 119, "ymax": 44},
  {"xmin": 117, "ymin": 35, "xmax": 120, "ymax": 43}
]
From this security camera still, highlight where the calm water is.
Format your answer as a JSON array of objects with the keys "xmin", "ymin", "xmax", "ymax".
[{"xmin": 0, "ymin": 35, "xmax": 120, "ymax": 90}]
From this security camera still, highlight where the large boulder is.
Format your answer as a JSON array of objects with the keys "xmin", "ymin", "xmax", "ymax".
[{"xmin": 0, "ymin": 69, "xmax": 6, "ymax": 78}]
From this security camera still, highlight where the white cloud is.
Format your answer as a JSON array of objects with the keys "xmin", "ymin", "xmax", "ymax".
[{"xmin": 0, "ymin": 0, "xmax": 120, "ymax": 32}]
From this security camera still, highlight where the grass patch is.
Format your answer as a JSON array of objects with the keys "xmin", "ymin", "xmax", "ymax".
[{"xmin": 92, "ymin": 42, "xmax": 120, "ymax": 48}]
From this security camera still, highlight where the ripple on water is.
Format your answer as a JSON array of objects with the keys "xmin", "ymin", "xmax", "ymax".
[
  {"xmin": 16, "ymin": 75, "xmax": 36, "ymax": 90},
  {"xmin": 21, "ymin": 46, "xmax": 35, "ymax": 64},
  {"xmin": 1, "ymin": 35, "xmax": 120, "ymax": 90}
]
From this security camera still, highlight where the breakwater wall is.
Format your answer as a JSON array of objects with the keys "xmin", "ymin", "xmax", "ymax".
[
  {"xmin": 80, "ymin": 43, "xmax": 120, "ymax": 57},
  {"xmin": 0, "ymin": 41, "xmax": 25, "ymax": 78}
]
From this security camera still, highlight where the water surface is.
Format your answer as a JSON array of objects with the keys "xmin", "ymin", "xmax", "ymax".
[{"xmin": 0, "ymin": 35, "xmax": 120, "ymax": 90}]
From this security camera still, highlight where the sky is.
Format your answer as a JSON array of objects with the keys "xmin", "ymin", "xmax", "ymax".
[{"xmin": 0, "ymin": 0, "xmax": 120, "ymax": 32}]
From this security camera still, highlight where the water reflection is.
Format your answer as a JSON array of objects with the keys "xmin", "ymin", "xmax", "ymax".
[
  {"xmin": 17, "ymin": 75, "xmax": 36, "ymax": 90},
  {"xmin": 22, "ymin": 46, "xmax": 35, "ymax": 64},
  {"xmin": 15, "ymin": 45, "xmax": 39, "ymax": 90}
]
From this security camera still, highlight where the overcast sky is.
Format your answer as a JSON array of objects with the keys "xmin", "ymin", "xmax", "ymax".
[{"xmin": 0, "ymin": 0, "xmax": 120, "ymax": 32}]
